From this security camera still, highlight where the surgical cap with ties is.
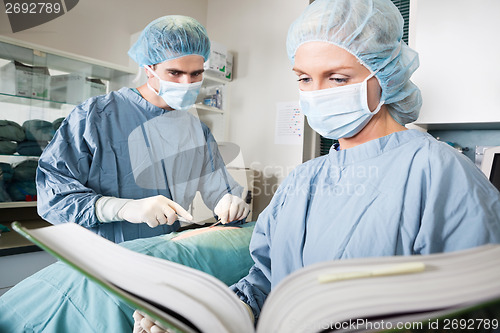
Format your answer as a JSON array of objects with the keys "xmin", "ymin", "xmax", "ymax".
[
  {"xmin": 286, "ymin": 0, "xmax": 422, "ymax": 125},
  {"xmin": 128, "ymin": 15, "xmax": 211, "ymax": 66}
]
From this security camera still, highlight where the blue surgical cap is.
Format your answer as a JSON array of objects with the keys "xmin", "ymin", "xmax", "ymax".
[
  {"xmin": 286, "ymin": 0, "xmax": 422, "ymax": 125},
  {"xmin": 128, "ymin": 15, "xmax": 211, "ymax": 66}
]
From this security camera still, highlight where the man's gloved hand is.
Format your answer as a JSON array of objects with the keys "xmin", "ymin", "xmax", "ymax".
[
  {"xmin": 118, "ymin": 195, "xmax": 193, "ymax": 228},
  {"xmin": 213, "ymin": 193, "xmax": 250, "ymax": 224}
]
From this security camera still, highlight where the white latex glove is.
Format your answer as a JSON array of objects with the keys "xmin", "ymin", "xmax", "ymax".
[
  {"xmin": 117, "ymin": 195, "xmax": 193, "ymax": 228},
  {"xmin": 133, "ymin": 311, "xmax": 167, "ymax": 333},
  {"xmin": 213, "ymin": 193, "xmax": 250, "ymax": 224}
]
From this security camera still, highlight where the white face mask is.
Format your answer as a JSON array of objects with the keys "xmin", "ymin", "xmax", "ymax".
[
  {"xmin": 299, "ymin": 71, "xmax": 384, "ymax": 140},
  {"xmin": 145, "ymin": 66, "xmax": 202, "ymax": 111}
]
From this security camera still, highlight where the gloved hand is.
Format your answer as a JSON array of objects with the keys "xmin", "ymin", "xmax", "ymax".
[
  {"xmin": 118, "ymin": 195, "xmax": 193, "ymax": 228},
  {"xmin": 133, "ymin": 311, "xmax": 166, "ymax": 333},
  {"xmin": 213, "ymin": 193, "xmax": 250, "ymax": 224}
]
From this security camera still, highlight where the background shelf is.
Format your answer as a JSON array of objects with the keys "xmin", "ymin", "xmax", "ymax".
[{"xmin": 194, "ymin": 103, "xmax": 224, "ymax": 114}]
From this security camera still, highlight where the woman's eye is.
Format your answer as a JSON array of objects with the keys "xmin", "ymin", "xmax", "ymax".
[
  {"xmin": 297, "ymin": 77, "xmax": 311, "ymax": 83},
  {"xmin": 330, "ymin": 77, "xmax": 348, "ymax": 84}
]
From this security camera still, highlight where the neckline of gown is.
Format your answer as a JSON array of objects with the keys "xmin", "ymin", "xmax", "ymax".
[
  {"xmin": 118, "ymin": 87, "xmax": 169, "ymax": 116},
  {"xmin": 328, "ymin": 129, "xmax": 429, "ymax": 166}
]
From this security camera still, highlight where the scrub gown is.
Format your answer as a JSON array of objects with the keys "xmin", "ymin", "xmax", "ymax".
[
  {"xmin": 231, "ymin": 129, "xmax": 500, "ymax": 320},
  {"xmin": 36, "ymin": 88, "xmax": 242, "ymax": 243}
]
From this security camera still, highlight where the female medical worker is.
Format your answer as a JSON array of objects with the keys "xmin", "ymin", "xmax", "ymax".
[
  {"xmin": 134, "ymin": 0, "xmax": 500, "ymax": 330},
  {"xmin": 227, "ymin": 0, "xmax": 500, "ymax": 323},
  {"xmin": 36, "ymin": 16, "xmax": 249, "ymax": 243}
]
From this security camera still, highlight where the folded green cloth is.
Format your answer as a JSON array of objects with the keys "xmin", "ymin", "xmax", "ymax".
[
  {"xmin": 12, "ymin": 159, "xmax": 38, "ymax": 182},
  {"xmin": 52, "ymin": 117, "xmax": 65, "ymax": 131},
  {"xmin": 22, "ymin": 119, "xmax": 55, "ymax": 142},
  {"xmin": 0, "ymin": 163, "xmax": 13, "ymax": 183},
  {"xmin": 17, "ymin": 141, "xmax": 48, "ymax": 156},
  {"xmin": 0, "ymin": 140, "xmax": 17, "ymax": 155},
  {"xmin": 0, "ymin": 120, "xmax": 25, "ymax": 142}
]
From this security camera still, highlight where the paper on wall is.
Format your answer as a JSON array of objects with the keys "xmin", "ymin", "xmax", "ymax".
[{"xmin": 274, "ymin": 101, "xmax": 304, "ymax": 145}]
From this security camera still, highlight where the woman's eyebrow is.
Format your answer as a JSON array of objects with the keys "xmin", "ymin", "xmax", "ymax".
[
  {"xmin": 292, "ymin": 65, "xmax": 354, "ymax": 74},
  {"xmin": 292, "ymin": 67, "xmax": 305, "ymax": 74}
]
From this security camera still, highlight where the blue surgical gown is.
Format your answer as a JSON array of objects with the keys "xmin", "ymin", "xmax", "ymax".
[
  {"xmin": 231, "ymin": 129, "xmax": 500, "ymax": 320},
  {"xmin": 37, "ymin": 88, "xmax": 242, "ymax": 243}
]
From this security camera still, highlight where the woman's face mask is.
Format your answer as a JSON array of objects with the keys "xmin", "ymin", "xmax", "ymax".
[
  {"xmin": 294, "ymin": 42, "xmax": 384, "ymax": 140},
  {"xmin": 145, "ymin": 65, "xmax": 202, "ymax": 111},
  {"xmin": 299, "ymin": 71, "xmax": 383, "ymax": 140}
]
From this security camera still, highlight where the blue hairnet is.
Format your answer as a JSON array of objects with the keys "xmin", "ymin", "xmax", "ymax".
[
  {"xmin": 286, "ymin": 0, "xmax": 422, "ymax": 125},
  {"xmin": 128, "ymin": 15, "xmax": 211, "ymax": 66}
]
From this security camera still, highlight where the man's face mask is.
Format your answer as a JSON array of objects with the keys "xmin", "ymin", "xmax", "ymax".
[{"xmin": 145, "ymin": 65, "xmax": 202, "ymax": 111}]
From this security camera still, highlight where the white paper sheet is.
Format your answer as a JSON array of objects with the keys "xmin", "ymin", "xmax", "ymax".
[{"xmin": 274, "ymin": 101, "xmax": 304, "ymax": 145}]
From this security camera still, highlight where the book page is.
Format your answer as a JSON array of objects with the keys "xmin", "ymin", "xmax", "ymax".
[
  {"xmin": 18, "ymin": 223, "xmax": 254, "ymax": 333},
  {"xmin": 257, "ymin": 245, "xmax": 500, "ymax": 333}
]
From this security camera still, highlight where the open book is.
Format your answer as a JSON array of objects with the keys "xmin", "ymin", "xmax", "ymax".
[{"xmin": 12, "ymin": 221, "xmax": 500, "ymax": 333}]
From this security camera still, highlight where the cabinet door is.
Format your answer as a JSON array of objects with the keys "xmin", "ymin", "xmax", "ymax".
[
  {"xmin": 0, "ymin": 38, "xmax": 133, "ymax": 205},
  {"xmin": 411, "ymin": 0, "xmax": 500, "ymax": 126}
]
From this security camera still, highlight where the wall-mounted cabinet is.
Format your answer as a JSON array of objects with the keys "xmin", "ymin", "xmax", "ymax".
[
  {"xmin": 0, "ymin": 37, "xmax": 135, "ymax": 207},
  {"xmin": 410, "ymin": 0, "xmax": 500, "ymax": 131},
  {"xmin": 0, "ymin": 37, "xmax": 235, "ymax": 210}
]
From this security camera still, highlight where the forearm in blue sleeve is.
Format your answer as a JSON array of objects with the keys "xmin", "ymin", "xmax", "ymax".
[
  {"xmin": 36, "ymin": 111, "xmax": 101, "ymax": 228},
  {"xmin": 229, "ymin": 208, "xmax": 275, "ymax": 320},
  {"xmin": 36, "ymin": 158, "xmax": 101, "ymax": 228},
  {"xmin": 230, "ymin": 264, "xmax": 271, "ymax": 321}
]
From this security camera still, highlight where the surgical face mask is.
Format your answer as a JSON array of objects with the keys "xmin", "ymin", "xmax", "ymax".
[
  {"xmin": 145, "ymin": 66, "xmax": 202, "ymax": 111},
  {"xmin": 299, "ymin": 72, "xmax": 384, "ymax": 140}
]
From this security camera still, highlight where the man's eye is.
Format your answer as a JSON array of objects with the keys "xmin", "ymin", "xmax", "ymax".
[{"xmin": 169, "ymin": 71, "xmax": 181, "ymax": 76}]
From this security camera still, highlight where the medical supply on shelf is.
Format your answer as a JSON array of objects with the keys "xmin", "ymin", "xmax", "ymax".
[
  {"xmin": 50, "ymin": 74, "xmax": 106, "ymax": 104},
  {"xmin": 202, "ymin": 88, "xmax": 222, "ymax": 109},
  {"xmin": 0, "ymin": 61, "xmax": 50, "ymax": 99}
]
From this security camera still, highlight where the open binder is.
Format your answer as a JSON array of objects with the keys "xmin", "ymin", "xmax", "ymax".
[{"xmin": 13, "ymin": 221, "xmax": 500, "ymax": 333}]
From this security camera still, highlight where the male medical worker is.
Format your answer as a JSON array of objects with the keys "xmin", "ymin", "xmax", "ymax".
[{"xmin": 36, "ymin": 16, "xmax": 249, "ymax": 243}]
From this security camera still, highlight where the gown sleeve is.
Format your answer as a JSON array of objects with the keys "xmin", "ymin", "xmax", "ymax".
[
  {"xmin": 36, "ymin": 101, "xmax": 101, "ymax": 228},
  {"xmin": 414, "ymin": 143, "xmax": 500, "ymax": 254}
]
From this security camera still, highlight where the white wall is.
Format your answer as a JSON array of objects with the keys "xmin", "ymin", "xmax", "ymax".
[
  {"xmin": 206, "ymin": 0, "xmax": 309, "ymax": 215},
  {"xmin": 0, "ymin": 0, "xmax": 208, "ymax": 68}
]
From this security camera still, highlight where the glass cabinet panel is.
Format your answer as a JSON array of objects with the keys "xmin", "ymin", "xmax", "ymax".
[{"xmin": 0, "ymin": 38, "xmax": 134, "ymax": 205}]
